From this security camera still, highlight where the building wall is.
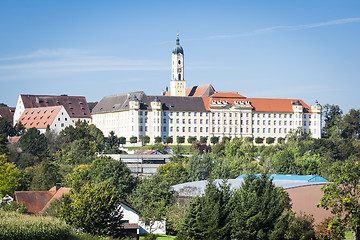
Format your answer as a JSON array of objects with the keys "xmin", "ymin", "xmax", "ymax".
[
  {"xmin": 50, "ymin": 106, "xmax": 74, "ymax": 133},
  {"xmin": 92, "ymin": 107, "xmax": 322, "ymax": 144}
]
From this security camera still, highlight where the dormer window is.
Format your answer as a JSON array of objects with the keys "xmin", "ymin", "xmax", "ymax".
[
  {"xmin": 212, "ymin": 100, "xmax": 216, "ymax": 104},
  {"xmin": 246, "ymin": 101, "xmax": 250, "ymax": 104},
  {"xmin": 234, "ymin": 100, "xmax": 238, "ymax": 104},
  {"xmin": 240, "ymin": 101, "xmax": 244, "ymax": 104},
  {"xmin": 223, "ymin": 100, "xmax": 228, "ymax": 104},
  {"xmin": 217, "ymin": 100, "xmax": 222, "ymax": 104}
]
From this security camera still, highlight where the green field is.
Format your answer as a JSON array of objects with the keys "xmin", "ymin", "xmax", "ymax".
[{"xmin": 139, "ymin": 234, "xmax": 176, "ymax": 240}]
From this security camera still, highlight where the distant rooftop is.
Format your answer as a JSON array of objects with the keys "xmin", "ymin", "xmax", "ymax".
[{"xmin": 237, "ymin": 174, "xmax": 328, "ymax": 182}]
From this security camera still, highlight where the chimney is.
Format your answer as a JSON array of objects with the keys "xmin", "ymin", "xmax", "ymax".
[{"xmin": 55, "ymin": 183, "xmax": 61, "ymax": 191}]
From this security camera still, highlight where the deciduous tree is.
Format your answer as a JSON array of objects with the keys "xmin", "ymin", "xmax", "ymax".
[{"xmin": 317, "ymin": 157, "xmax": 360, "ymax": 240}]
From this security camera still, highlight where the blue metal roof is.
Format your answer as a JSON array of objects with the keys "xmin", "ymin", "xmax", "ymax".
[{"xmin": 236, "ymin": 174, "xmax": 327, "ymax": 182}]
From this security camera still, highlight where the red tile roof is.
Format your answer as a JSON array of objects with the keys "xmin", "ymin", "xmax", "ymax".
[
  {"xmin": 20, "ymin": 94, "xmax": 91, "ymax": 119},
  {"xmin": 0, "ymin": 107, "xmax": 15, "ymax": 124},
  {"xmin": 14, "ymin": 187, "xmax": 70, "ymax": 215},
  {"xmin": 18, "ymin": 106, "xmax": 62, "ymax": 130},
  {"xmin": 210, "ymin": 91, "xmax": 246, "ymax": 99},
  {"xmin": 248, "ymin": 98, "xmax": 312, "ymax": 113}
]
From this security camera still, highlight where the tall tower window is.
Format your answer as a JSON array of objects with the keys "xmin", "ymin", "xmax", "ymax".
[
  {"xmin": 178, "ymin": 60, "xmax": 181, "ymax": 64},
  {"xmin": 178, "ymin": 74, "xmax": 181, "ymax": 80}
]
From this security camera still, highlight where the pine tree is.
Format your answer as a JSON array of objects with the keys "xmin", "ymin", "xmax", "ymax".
[{"xmin": 229, "ymin": 173, "xmax": 290, "ymax": 240}]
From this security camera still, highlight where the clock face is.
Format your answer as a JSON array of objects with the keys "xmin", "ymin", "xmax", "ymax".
[{"xmin": 177, "ymin": 68, "xmax": 182, "ymax": 73}]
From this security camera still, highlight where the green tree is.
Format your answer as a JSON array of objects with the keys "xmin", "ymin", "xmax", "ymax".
[
  {"xmin": 255, "ymin": 137, "xmax": 264, "ymax": 144},
  {"xmin": 177, "ymin": 136, "xmax": 185, "ymax": 144},
  {"xmin": 245, "ymin": 136, "xmax": 253, "ymax": 143},
  {"xmin": 45, "ymin": 127, "xmax": 64, "ymax": 156},
  {"xmin": 266, "ymin": 137, "xmax": 275, "ymax": 144},
  {"xmin": 340, "ymin": 109, "xmax": 360, "ymax": 139},
  {"xmin": 20, "ymin": 127, "xmax": 48, "ymax": 158},
  {"xmin": 156, "ymin": 161, "xmax": 188, "ymax": 186},
  {"xmin": 119, "ymin": 136, "xmax": 126, "ymax": 146},
  {"xmin": 105, "ymin": 130, "xmax": 119, "ymax": 153},
  {"xmin": 210, "ymin": 136, "xmax": 219, "ymax": 145},
  {"xmin": 229, "ymin": 173, "xmax": 290, "ymax": 240},
  {"xmin": 222, "ymin": 136, "xmax": 230, "ymax": 143},
  {"xmin": 0, "ymin": 134, "xmax": 8, "ymax": 155},
  {"xmin": 0, "ymin": 154, "xmax": 21, "ymax": 197},
  {"xmin": 59, "ymin": 181, "xmax": 123, "ymax": 237},
  {"xmin": 165, "ymin": 136, "xmax": 173, "ymax": 144},
  {"xmin": 15, "ymin": 122, "xmax": 26, "ymax": 136},
  {"xmin": 322, "ymin": 104, "xmax": 343, "ymax": 138},
  {"xmin": 154, "ymin": 136, "xmax": 162, "ymax": 143},
  {"xmin": 277, "ymin": 137, "xmax": 285, "ymax": 144},
  {"xmin": 187, "ymin": 153, "xmax": 213, "ymax": 181},
  {"xmin": 129, "ymin": 174, "xmax": 174, "ymax": 221},
  {"xmin": 317, "ymin": 157, "xmax": 360, "ymax": 240},
  {"xmin": 88, "ymin": 156, "xmax": 135, "ymax": 199},
  {"xmin": 29, "ymin": 160, "xmax": 61, "ymax": 191},
  {"xmin": 200, "ymin": 136, "xmax": 208, "ymax": 144},
  {"xmin": 130, "ymin": 136, "xmax": 137, "ymax": 144},
  {"xmin": 142, "ymin": 135, "xmax": 150, "ymax": 145},
  {"xmin": 0, "ymin": 116, "xmax": 15, "ymax": 137},
  {"xmin": 187, "ymin": 136, "xmax": 196, "ymax": 144},
  {"xmin": 177, "ymin": 180, "xmax": 232, "ymax": 240}
]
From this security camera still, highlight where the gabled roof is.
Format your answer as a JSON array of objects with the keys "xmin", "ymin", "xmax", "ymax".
[
  {"xmin": 0, "ymin": 107, "xmax": 15, "ymax": 124},
  {"xmin": 14, "ymin": 187, "xmax": 70, "ymax": 215},
  {"xmin": 20, "ymin": 94, "xmax": 91, "ymax": 118},
  {"xmin": 248, "ymin": 98, "xmax": 312, "ymax": 113},
  {"xmin": 164, "ymin": 84, "xmax": 215, "ymax": 97},
  {"xmin": 18, "ymin": 106, "xmax": 62, "ymax": 129},
  {"xmin": 92, "ymin": 92, "xmax": 207, "ymax": 114}
]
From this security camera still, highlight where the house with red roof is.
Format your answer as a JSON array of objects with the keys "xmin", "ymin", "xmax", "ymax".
[{"xmin": 18, "ymin": 106, "xmax": 74, "ymax": 133}]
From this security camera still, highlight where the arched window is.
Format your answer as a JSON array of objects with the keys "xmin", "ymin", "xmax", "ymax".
[{"xmin": 178, "ymin": 74, "xmax": 181, "ymax": 80}]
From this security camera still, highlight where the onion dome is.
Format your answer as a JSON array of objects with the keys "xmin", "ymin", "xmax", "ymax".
[{"xmin": 172, "ymin": 34, "xmax": 184, "ymax": 55}]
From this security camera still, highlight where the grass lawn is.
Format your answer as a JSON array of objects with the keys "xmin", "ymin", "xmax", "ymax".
[
  {"xmin": 345, "ymin": 231, "xmax": 353, "ymax": 239},
  {"xmin": 139, "ymin": 234, "xmax": 176, "ymax": 240}
]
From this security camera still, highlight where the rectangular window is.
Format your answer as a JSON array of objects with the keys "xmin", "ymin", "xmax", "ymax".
[
  {"xmin": 230, "ymin": 120, "xmax": 232, "ymax": 124},
  {"xmin": 140, "ymin": 126, "xmax": 143, "ymax": 131},
  {"xmin": 257, "ymin": 120, "xmax": 260, "ymax": 125},
  {"xmin": 170, "ymin": 119, "xmax": 173, "ymax": 124},
  {"xmin": 200, "ymin": 127, "xmax": 203, "ymax": 132},
  {"xmin": 189, "ymin": 127, "xmax": 191, "ymax": 132},
  {"xmin": 263, "ymin": 120, "xmax": 266, "ymax": 125},
  {"xmin": 268, "ymin": 120, "xmax": 271, "ymax": 125},
  {"xmin": 235, "ymin": 120, "xmax": 238, "ymax": 125},
  {"xmin": 188, "ymin": 112, "xmax": 191, "ymax": 116},
  {"xmin": 290, "ymin": 121, "xmax": 292, "ymax": 125},
  {"xmin": 274, "ymin": 120, "xmax": 276, "ymax": 125},
  {"xmin": 194, "ymin": 119, "xmax": 197, "ymax": 124},
  {"xmin": 279, "ymin": 128, "xmax": 282, "ymax": 133},
  {"xmin": 140, "ymin": 118, "xmax": 143, "ymax": 123},
  {"xmin": 284, "ymin": 121, "xmax": 287, "ymax": 125},
  {"xmin": 170, "ymin": 127, "xmax": 173, "ymax": 132},
  {"xmin": 200, "ymin": 119, "xmax": 203, "ymax": 124},
  {"xmin": 284, "ymin": 128, "xmax": 287, "ymax": 133},
  {"xmin": 183, "ymin": 119, "xmax": 185, "ymax": 124},
  {"xmin": 189, "ymin": 119, "xmax": 191, "ymax": 124},
  {"xmin": 246, "ymin": 120, "xmax": 249, "ymax": 125},
  {"xmin": 200, "ymin": 112, "xmax": 203, "ymax": 117},
  {"xmin": 268, "ymin": 128, "xmax": 270, "ymax": 133},
  {"xmin": 176, "ymin": 112, "xmax": 179, "ymax": 116},
  {"xmin": 145, "ymin": 126, "xmax": 148, "ymax": 131},
  {"xmin": 279, "ymin": 121, "xmax": 281, "ymax": 125},
  {"xmin": 176, "ymin": 119, "xmax": 179, "ymax": 124},
  {"xmin": 183, "ymin": 112, "xmax": 185, "ymax": 116},
  {"xmin": 263, "ymin": 128, "xmax": 265, "ymax": 133},
  {"xmin": 183, "ymin": 127, "xmax": 185, "ymax": 132},
  {"xmin": 140, "ymin": 111, "xmax": 143, "ymax": 116},
  {"xmin": 163, "ymin": 118, "xmax": 166, "ymax": 124},
  {"xmin": 274, "ymin": 128, "xmax": 276, "ymax": 133},
  {"xmin": 257, "ymin": 128, "xmax": 260, "ymax": 133},
  {"xmin": 274, "ymin": 114, "xmax": 276, "ymax": 118},
  {"xmin": 224, "ymin": 120, "xmax": 226, "ymax": 124},
  {"xmin": 163, "ymin": 126, "xmax": 166, "ymax": 131},
  {"xmin": 176, "ymin": 127, "xmax": 179, "ymax": 132},
  {"xmin": 194, "ymin": 127, "xmax": 197, "ymax": 132},
  {"xmin": 206, "ymin": 119, "xmax": 209, "ymax": 124}
]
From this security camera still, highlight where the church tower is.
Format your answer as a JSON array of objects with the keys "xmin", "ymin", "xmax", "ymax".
[{"xmin": 170, "ymin": 34, "xmax": 186, "ymax": 96}]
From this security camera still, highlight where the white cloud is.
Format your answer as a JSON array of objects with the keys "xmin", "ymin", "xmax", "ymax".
[{"xmin": 207, "ymin": 17, "xmax": 360, "ymax": 39}]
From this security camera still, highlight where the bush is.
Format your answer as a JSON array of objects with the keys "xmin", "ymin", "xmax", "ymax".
[
  {"xmin": 255, "ymin": 137, "xmax": 264, "ymax": 144},
  {"xmin": 0, "ymin": 210, "xmax": 72, "ymax": 240},
  {"xmin": 266, "ymin": 137, "xmax": 275, "ymax": 144},
  {"xmin": 315, "ymin": 217, "xmax": 345, "ymax": 240}
]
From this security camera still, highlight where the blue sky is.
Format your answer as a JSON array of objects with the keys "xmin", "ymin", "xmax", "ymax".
[{"xmin": 0, "ymin": 0, "xmax": 359, "ymax": 113}]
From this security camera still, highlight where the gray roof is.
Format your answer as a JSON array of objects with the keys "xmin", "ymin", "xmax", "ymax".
[
  {"xmin": 172, "ymin": 179, "xmax": 328, "ymax": 198},
  {"xmin": 92, "ymin": 92, "xmax": 207, "ymax": 114}
]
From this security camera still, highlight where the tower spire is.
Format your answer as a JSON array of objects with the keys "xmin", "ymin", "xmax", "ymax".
[{"xmin": 170, "ymin": 34, "xmax": 185, "ymax": 96}]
